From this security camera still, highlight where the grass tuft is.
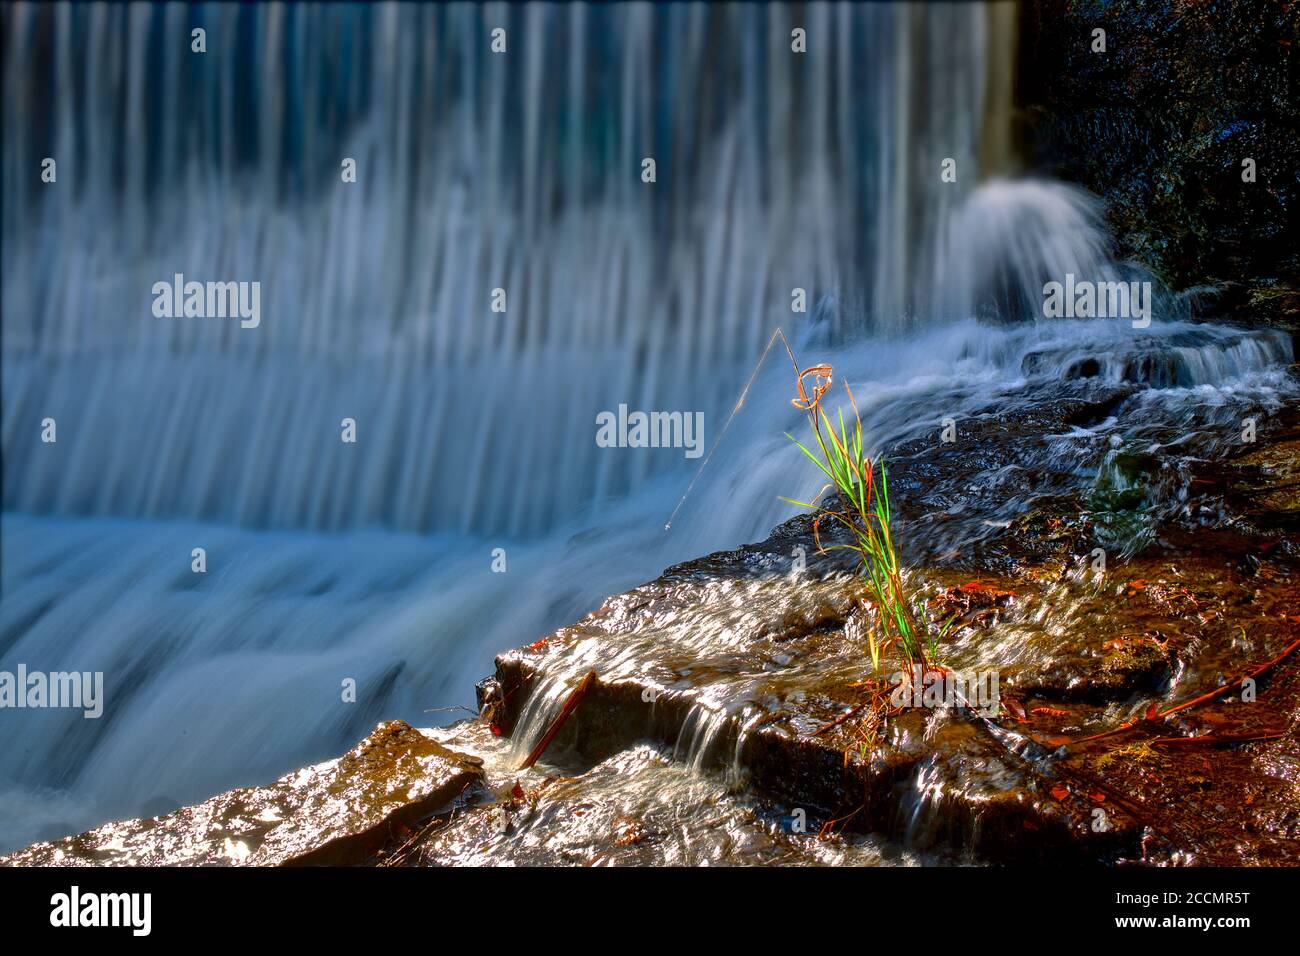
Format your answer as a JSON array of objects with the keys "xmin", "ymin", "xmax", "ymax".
[{"xmin": 778, "ymin": 337, "xmax": 951, "ymax": 675}]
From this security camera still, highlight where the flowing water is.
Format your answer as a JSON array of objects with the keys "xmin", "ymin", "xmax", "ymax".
[
  {"xmin": 415, "ymin": 720, "xmax": 962, "ymax": 866},
  {"xmin": 1, "ymin": 2, "xmax": 1294, "ymax": 857}
]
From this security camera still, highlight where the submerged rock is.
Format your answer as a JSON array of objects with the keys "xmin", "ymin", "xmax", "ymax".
[{"xmin": 1, "ymin": 721, "xmax": 481, "ymax": 866}]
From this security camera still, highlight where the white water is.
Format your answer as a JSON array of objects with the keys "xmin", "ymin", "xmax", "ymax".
[
  {"xmin": 2, "ymin": 3, "xmax": 1295, "ymax": 854},
  {"xmin": 3, "ymin": 1, "xmax": 990, "ymax": 536}
]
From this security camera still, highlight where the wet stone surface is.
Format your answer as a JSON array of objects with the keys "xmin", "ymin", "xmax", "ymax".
[
  {"xmin": 2, "ymin": 721, "xmax": 481, "ymax": 866},
  {"xmin": 482, "ymin": 373, "xmax": 1300, "ymax": 865}
]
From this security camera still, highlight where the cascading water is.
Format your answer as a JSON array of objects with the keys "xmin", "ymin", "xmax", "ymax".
[
  {"xmin": 1, "ymin": 2, "xmax": 1293, "ymax": 856},
  {"xmin": 3, "ymin": 0, "xmax": 991, "ymax": 535}
]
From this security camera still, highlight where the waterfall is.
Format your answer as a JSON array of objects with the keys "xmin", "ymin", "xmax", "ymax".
[
  {"xmin": 4, "ymin": 1, "xmax": 990, "ymax": 537},
  {"xmin": 3, "ymin": 2, "xmax": 1293, "ymax": 855}
]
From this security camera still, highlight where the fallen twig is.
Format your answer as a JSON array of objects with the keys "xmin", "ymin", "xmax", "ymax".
[
  {"xmin": 380, "ymin": 805, "xmax": 460, "ymax": 867},
  {"xmin": 519, "ymin": 670, "xmax": 597, "ymax": 770},
  {"xmin": 1067, "ymin": 634, "xmax": 1300, "ymax": 747},
  {"xmin": 811, "ymin": 702, "xmax": 869, "ymax": 738}
]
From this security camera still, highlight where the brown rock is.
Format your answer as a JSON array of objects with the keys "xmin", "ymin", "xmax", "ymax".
[{"xmin": 2, "ymin": 721, "xmax": 481, "ymax": 867}]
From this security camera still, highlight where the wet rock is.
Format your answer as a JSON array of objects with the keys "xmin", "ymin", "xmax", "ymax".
[
  {"xmin": 1231, "ymin": 437, "xmax": 1300, "ymax": 527},
  {"xmin": 488, "ymin": 402, "xmax": 1300, "ymax": 865},
  {"xmin": 407, "ymin": 723, "xmax": 942, "ymax": 866},
  {"xmin": 493, "ymin": 638, "xmax": 1145, "ymax": 862},
  {"xmin": 1, "ymin": 721, "xmax": 481, "ymax": 866},
  {"xmin": 489, "ymin": 543, "xmax": 1161, "ymax": 863}
]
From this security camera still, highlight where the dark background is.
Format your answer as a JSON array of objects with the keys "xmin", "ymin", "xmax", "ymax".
[{"xmin": 1018, "ymin": 0, "xmax": 1299, "ymax": 330}]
